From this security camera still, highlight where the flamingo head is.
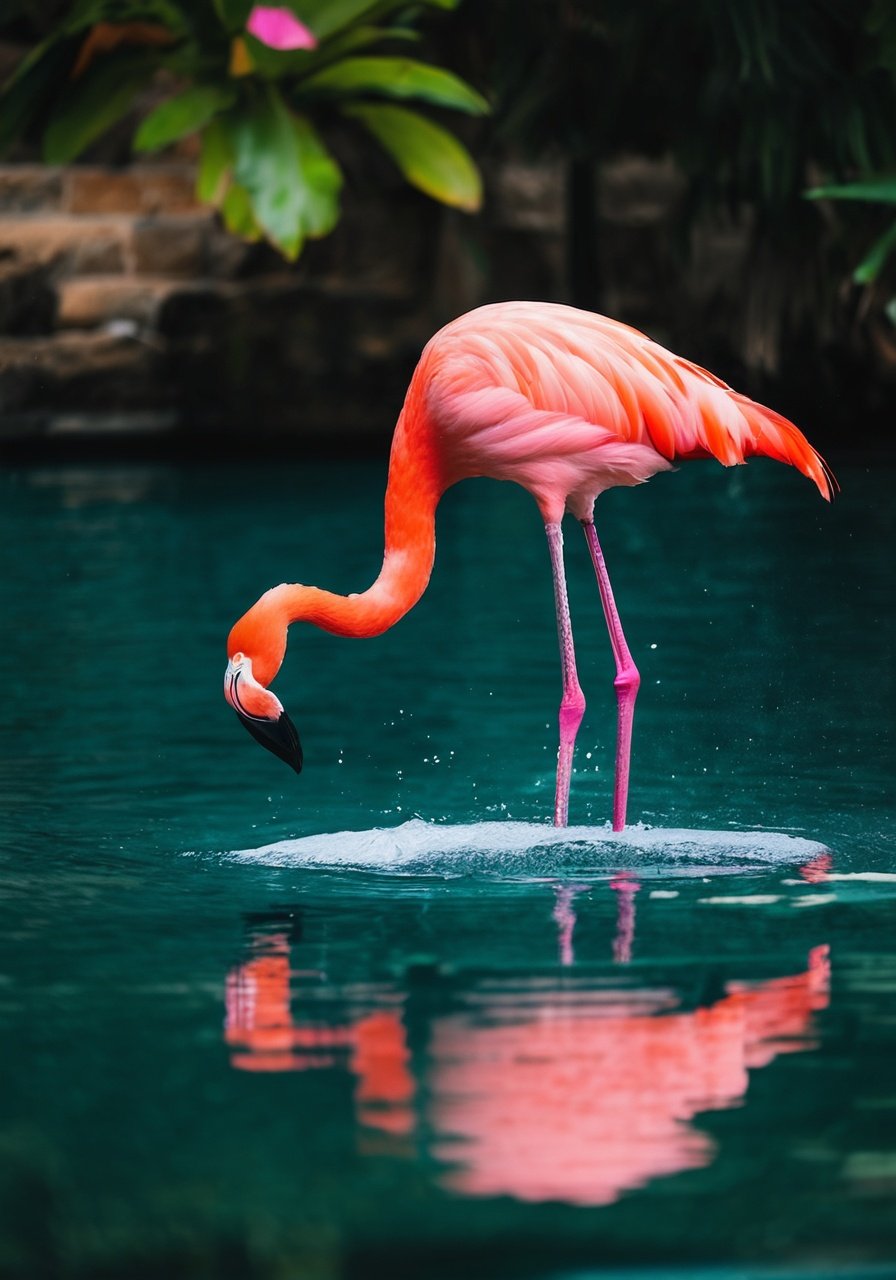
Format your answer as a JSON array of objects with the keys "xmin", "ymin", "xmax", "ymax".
[{"xmin": 224, "ymin": 650, "xmax": 303, "ymax": 773}]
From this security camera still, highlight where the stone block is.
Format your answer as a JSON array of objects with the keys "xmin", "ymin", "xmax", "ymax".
[
  {"xmin": 0, "ymin": 251, "xmax": 56, "ymax": 334},
  {"xmin": 66, "ymin": 165, "xmax": 200, "ymax": 215},
  {"xmin": 204, "ymin": 220, "xmax": 259, "ymax": 278},
  {"xmin": 156, "ymin": 282, "xmax": 233, "ymax": 339},
  {"xmin": 47, "ymin": 409, "xmax": 179, "ymax": 438},
  {"xmin": 599, "ymin": 156, "xmax": 685, "ymax": 226},
  {"xmin": 132, "ymin": 216, "xmax": 210, "ymax": 276},
  {"xmin": 0, "ymin": 166, "xmax": 65, "ymax": 213},
  {"xmin": 57, "ymin": 277, "xmax": 181, "ymax": 329},
  {"xmin": 0, "ymin": 217, "xmax": 130, "ymax": 275},
  {"xmin": 250, "ymin": 188, "xmax": 440, "ymax": 302},
  {"xmin": 154, "ymin": 277, "xmax": 426, "ymax": 436},
  {"xmin": 489, "ymin": 160, "xmax": 566, "ymax": 233},
  {"xmin": 0, "ymin": 330, "xmax": 163, "ymax": 415}
]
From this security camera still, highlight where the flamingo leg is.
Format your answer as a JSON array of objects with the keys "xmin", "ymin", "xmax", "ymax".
[
  {"xmin": 581, "ymin": 520, "xmax": 640, "ymax": 832},
  {"xmin": 546, "ymin": 521, "xmax": 586, "ymax": 827},
  {"xmin": 610, "ymin": 873, "xmax": 640, "ymax": 963}
]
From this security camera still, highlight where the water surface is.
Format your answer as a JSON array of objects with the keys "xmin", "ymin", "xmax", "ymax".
[{"xmin": 0, "ymin": 458, "xmax": 893, "ymax": 1278}]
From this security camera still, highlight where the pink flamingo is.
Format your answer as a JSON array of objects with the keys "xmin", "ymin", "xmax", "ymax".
[
  {"xmin": 223, "ymin": 921, "xmax": 830, "ymax": 1206},
  {"xmin": 224, "ymin": 302, "xmax": 834, "ymax": 829}
]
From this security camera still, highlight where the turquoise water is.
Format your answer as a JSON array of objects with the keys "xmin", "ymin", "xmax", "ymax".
[{"xmin": 0, "ymin": 457, "xmax": 894, "ymax": 1278}]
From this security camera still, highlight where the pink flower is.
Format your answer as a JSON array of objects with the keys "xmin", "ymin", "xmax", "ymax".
[{"xmin": 246, "ymin": 6, "xmax": 317, "ymax": 51}]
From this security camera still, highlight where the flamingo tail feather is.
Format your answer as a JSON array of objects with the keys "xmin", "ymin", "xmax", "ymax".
[{"xmin": 734, "ymin": 396, "xmax": 837, "ymax": 501}]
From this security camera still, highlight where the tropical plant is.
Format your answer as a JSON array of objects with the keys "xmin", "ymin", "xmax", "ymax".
[
  {"xmin": 807, "ymin": 178, "xmax": 896, "ymax": 319},
  {"xmin": 0, "ymin": 0, "xmax": 487, "ymax": 260},
  {"xmin": 457, "ymin": 0, "xmax": 896, "ymax": 359}
]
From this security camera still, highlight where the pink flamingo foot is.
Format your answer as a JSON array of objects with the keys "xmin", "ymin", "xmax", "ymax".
[{"xmin": 582, "ymin": 521, "xmax": 640, "ymax": 832}]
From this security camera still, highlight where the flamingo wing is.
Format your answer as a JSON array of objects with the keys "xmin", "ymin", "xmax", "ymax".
[{"xmin": 423, "ymin": 303, "xmax": 834, "ymax": 504}]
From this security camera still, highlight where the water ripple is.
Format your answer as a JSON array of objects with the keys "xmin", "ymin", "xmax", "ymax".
[{"xmin": 225, "ymin": 818, "xmax": 829, "ymax": 879}]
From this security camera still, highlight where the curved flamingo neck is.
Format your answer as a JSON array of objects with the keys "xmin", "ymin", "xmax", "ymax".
[{"xmin": 229, "ymin": 385, "xmax": 444, "ymax": 687}]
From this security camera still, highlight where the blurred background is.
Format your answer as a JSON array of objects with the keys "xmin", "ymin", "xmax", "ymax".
[{"xmin": 2, "ymin": 0, "xmax": 895, "ymax": 460}]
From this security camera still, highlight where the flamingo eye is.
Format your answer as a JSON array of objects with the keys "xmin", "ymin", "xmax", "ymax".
[{"xmin": 231, "ymin": 651, "xmax": 244, "ymax": 665}]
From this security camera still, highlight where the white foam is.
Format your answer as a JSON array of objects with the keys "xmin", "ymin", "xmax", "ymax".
[{"xmin": 227, "ymin": 818, "xmax": 829, "ymax": 879}]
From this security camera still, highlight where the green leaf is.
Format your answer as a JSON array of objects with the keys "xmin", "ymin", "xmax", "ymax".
[
  {"xmin": 221, "ymin": 180, "xmax": 263, "ymax": 239},
  {"xmin": 196, "ymin": 116, "xmax": 234, "ymax": 203},
  {"xmin": 241, "ymin": 32, "xmax": 315, "ymax": 78},
  {"xmin": 244, "ymin": 23, "xmax": 417, "ymax": 79},
  {"xmin": 43, "ymin": 53, "xmax": 156, "ymax": 164},
  {"xmin": 342, "ymin": 101, "xmax": 481, "ymax": 211},
  {"xmin": 854, "ymin": 221, "xmax": 896, "ymax": 284},
  {"xmin": 361, "ymin": 0, "xmax": 459, "ymax": 18},
  {"xmin": 295, "ymin": 24, "xmax": 419, "ymax": 78},
  {"xmin": 135, "ymin": 83, "xmax": 235, "ymax": 151},
  {"xmin": 231, "ymin": 89, "xmax": 342, "ymax": 258},
  {"xmin": 0, "ymin": 41, "xmax": 73, "ymax": 155},
  {"xmin": 808, "ymin": 177, "xmax": 896, "ymax": 204},
  {"xmin": 289, "ymin": 0, "xmax": 381, "ymax": 41},
  {"xmin": 290, "ymin": 0, "xmax": 459, "ymax": 42},
  {"xmin": 300, "ymin": 56, "xmax": 488, "ymax": 114},
  {"xmin": 2, "ymin": 34, "xmax": 65, "ymax": 92}
]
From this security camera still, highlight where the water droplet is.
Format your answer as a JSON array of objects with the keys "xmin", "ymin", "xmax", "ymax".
[{"xmin": 650, "ymin": 643, "xmax": 657, "ymax": 650}]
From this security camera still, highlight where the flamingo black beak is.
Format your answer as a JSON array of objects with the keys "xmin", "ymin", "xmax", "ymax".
[
  {"xmin": 234, "ymin": 705, "xmax": 303, "ymax": 773},
  {"xmin": 225, "ymin": 660, "xmax": 303, "ymax": 773}
]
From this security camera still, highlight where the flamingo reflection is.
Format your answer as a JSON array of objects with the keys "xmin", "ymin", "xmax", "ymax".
[
  {"xmin": 430, "ymin": 943, "xmax": 829, "ymax": 1205},
  {"xmin": 225, "ymin": 911, "xmax": 414, "ymax": 1143},
  {"xmin": 224, "ymin": 884, "xmax": 830, "ymax": 1207}
]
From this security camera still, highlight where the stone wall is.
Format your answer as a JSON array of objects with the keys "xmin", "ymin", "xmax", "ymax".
[
  {"xmin": 0, "ymin": 152, "xmax": 717, "ymax": 453},
  {"xmin": 0, "ymin": 158, "xmax": 444, "ymax": 450}
]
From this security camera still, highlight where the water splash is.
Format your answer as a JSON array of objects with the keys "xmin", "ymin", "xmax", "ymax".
[{"xmin": 227, "ymin": 819, "xmax": 830, "ymax": 880}]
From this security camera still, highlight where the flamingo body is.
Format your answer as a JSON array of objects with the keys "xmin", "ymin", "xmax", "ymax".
[
  {"xmin": 420, "ymin": 302, "xmax": 831, "ymax": 519},
  {"xmin": 224, "ymin": 302, "xmax": 833, "ymax": 827}
]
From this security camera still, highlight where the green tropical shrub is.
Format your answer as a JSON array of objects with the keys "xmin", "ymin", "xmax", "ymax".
[
  {"xmin": 0, "ymin": 0, "xmax": 487, "ymax": 260},
  {"xmin": 808, "ymin": 177, "xmax": 896, "ymax": 318},
  {"xmin": 459, "ymin": 0, "xmax": 896, "ymax": 352}
]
